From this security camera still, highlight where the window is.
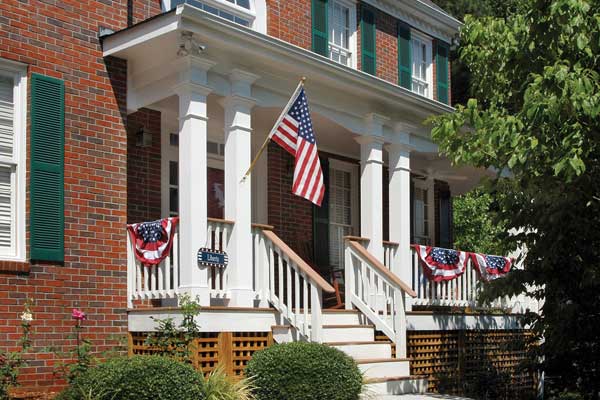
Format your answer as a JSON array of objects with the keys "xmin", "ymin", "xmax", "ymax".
[
  {"xmin": 163, "ymin": 0, "xmax": 255, "ymax": 27},
  {"xmin": 328, "ymin": 160, "xmax": 358, "ymax": 270},
  {"xmin": 411, "ymin": 34, "xmax": 432, "ymax": 98},
  {"xmin": 0, "ymin": 61, "xmax": 26, "ymax": 261},
  {"xmin": 413, "ymin": 180, "xmax": 433, "ymax": 245},
  {"xmin": 312, "ymin": 0, "xmax": 357, "ymax": 68},
  {"xmin": 328, "ymin": 1, "xmax": 353, "ymax": 67}
]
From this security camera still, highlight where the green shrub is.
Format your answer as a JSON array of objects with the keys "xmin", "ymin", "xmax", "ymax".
[
  {"xmin": 245, "ymin": 342, "xmax": 363, "ymax": 400},
  {"xmin": 57, "ymin": 356, "xmax": 204, "ymax": 400}
]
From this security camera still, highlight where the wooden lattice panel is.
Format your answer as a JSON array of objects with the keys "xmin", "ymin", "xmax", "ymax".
[
  {"xmin": 407, "ymin": 330, "xmax": 537, "ymax": 398},
  {"xmin": 231, "ymin": 332, "xmax": 272, "ymax": 376},
  {"xmin": 408, "ymin": 331, "xmax": 460, "ymax": 393},
  {"xmin": 192, "ymin": 332, "xmax": 220, "ymax": 376}
]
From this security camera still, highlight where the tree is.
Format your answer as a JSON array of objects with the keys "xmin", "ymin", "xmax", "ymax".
[
  {"xmin": 430, "ymin": 1, "xmax": 600, "ymax": 398},
  {"xmin": 452, "ymin": 186, "xmax": 506, "ymax": 255}
]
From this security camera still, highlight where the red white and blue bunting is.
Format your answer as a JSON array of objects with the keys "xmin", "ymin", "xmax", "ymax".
[
  {"xmin": 127, "ymin": 217, "xmax": 179, "ymax": 266},
  {"xmin": 412, "ymin": 245, "xmax": 469, "ymax": 282},
  {"xmin": 471, "ymin": 253, "xmax": 512, "ymax": 282}
]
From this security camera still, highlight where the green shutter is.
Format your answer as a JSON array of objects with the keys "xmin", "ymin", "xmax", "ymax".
[
  {"xmin": 312, "ymin": 157, "xmax": 329, "ymax": 276},
  {"xmin": 312, "ymin": 0, "xmax": 328, "ymax": 57},
  {"xmin": 360, "ymin": 6, "xmax": 376, "ymax": 75},
  {"xmin": 398, "ymin": 23, "xmax": 412, "ymax": 89},
  {"xmin": 30, "ymin": 74, "xmax": 65, "ymax": 262},
  {"xmin": 436, "ymin": 41, "xmax": 450, "ymax": 104}
]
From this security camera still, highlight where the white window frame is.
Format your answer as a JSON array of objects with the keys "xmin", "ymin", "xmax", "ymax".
[
  {"xmin": 412, "ymin": 177, "xmax": 434, "ymax": 246},
  {"xmin": 162, "ymin": 0, "xmax": 267, "ymax": 34},
  {"xmin": 0, "ymin": 59, "xmax": 26, "ymax": 261},
  {"xmin": 327, "ymin": 0, "xmax": 358, "ymax": 69},
  {"xmin": 410, "ymin": 30, "xmax": 433, "ymax": 100}
]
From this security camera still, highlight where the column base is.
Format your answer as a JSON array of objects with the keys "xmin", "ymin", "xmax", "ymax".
[
  {"xmin": 227, "ymin": 288, "xmax": 257, "ymax": 308},
  {"xmin": 178, "ymin": 285, "xmax": 211, "ymax": 307}
]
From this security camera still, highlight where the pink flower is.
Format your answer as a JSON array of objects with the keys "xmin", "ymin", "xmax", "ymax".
[{"xmin": 71, "ymin": 309, "xmax": 87, "ymax": 321}]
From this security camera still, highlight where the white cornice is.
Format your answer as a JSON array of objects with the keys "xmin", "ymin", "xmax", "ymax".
[{"xmin": 363, "ymin": 0, "xmax": 460, "ymax": 43}]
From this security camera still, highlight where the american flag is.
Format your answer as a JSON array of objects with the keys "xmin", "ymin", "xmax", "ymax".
[{"xmin": 271, "ymin": 87, "xmax": 325, "ymax": 206}]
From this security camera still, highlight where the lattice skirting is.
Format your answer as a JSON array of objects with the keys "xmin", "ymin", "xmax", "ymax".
[
  {"xmin": 129, "ymin": 331, "xmax": 273, "ymax": 377},
  {"xmin": 407, "ymin": 330, "xmax": 538, "ymax": 398}
]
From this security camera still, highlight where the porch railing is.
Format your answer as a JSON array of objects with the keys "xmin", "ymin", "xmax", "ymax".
[
  {"xmin": 344, "ymin": 239, "xmax": 416, "ymax": 358},
  {"xmin": 126, "ymin": 225, "xmax": 180, "ymax": 308},
  {"xmin": 410, "ymin": 247, "xmax": 480, "ymax": 307},
  {"xmin": 126, "ymin": 218, "xmax": 234, "ymax": 307},
  {"xmin": 254, "ymin": 226, "xmax": 335, "ymax": 343},
  {"xmin": 206, "ymin": 218, "xmax": 233, "ymax": 296}
]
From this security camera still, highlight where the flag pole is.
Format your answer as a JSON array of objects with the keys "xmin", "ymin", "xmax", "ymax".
[{"xmin": 241, "ymin": 77, "xmax": 306, "ymax": 182}]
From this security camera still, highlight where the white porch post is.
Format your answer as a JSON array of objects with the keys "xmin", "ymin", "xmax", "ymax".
[
  {"xmin": 222, "ymin": 69, "xmax": 259, "ymax": 307},
  {"xmin": 386, "ymin": 129, "xmax": 414, "ymax": 310},
  {"xmin": 174, "ymin": 55, "xmax": 215, "ymax": 306},
  {"xmin": 356, "ymin": 114, "xmax": 388, "ymax": 261}
]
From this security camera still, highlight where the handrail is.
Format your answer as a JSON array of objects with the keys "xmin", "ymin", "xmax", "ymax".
[
  {"xmin": 263, "ymin": 230, "xmax": 335, "ymax": 293},
  {"xmin": 343, "ymin": 235, "xmax": 370, "ymax": 242},
  {"xmin": 251, "ymin": 222, "xmax": 275, "ymax": 231},
  {"xmin": 348, "ymin": 241, "xmax": 416, "ymax": 297},
  {"xmin": 208, "ymin": 217, "xmax": 235, "ymax": 225}
]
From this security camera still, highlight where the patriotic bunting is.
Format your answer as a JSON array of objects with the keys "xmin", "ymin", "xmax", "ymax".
[
  {"xmin": 127, "ymin": 217, "xmax": 179, "ymax": 266},
  {"xmin": 413, "ymin": 245, "xmax": 469, "ymax": 282},
  {"xmin": 471, "ymin": 253, "xmax": 513, "ymax": 282}
]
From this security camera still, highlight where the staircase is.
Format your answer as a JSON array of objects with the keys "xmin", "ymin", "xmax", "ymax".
[{"xmin": 272, "ymin": 309, "xmax": 428, "ymax": 397}]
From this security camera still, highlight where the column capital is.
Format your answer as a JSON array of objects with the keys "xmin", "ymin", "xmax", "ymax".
[
  {"xmin": 393, "ymin": 121, "xmax": 418, "ymax": 134},
  {"xmin": 355, "ymin": 134, "xmax": 385, "ymax": 146},
  {"xmin": 219, "ymin": 94, "xmax": 257, "ymax": 111},
  {"xmin": 173, "ymin": 81, "xmax": 212, "ymax": 97},
  {"xmin": 229, "ymin": 69, "xmax": 260, "ymax": 85},
  {"xmin": 385, "ymin": 143, "xmax": 415, "ymax": 154},
  {"xmin": 173, "ymin": 53, "xmax": 216, "ymax": 88}
]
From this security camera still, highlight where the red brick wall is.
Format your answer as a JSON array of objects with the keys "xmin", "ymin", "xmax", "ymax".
[
  {"xmin": 375, "ymin": 8, "xmax": 398, "ymax": 84},
  {"xmin": 0, "ymin": 0, "xmax": 160, "ymax": 390},
  {"xmin": 127, "ymin": 108, "xmax": 162, "ymax": 223},
  {"xmin": 267, "ymin": 143, "xmax": 314, "ymax": 261},
  {"xmin": 266, "ymin": 0, "xmax": 312, "ymax": 50}
]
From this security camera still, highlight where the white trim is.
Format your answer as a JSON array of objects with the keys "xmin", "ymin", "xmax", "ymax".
[
  {"xmin": 327, "ymin": 0, "xmax": 358, "ymax": 69},
  {"xmin": 410, "ymin": 30, "xmax": 433, "ymax": 100},
  {"xmin": 0, "ymin": 59, "xmax": 26, "ymax": 262}
]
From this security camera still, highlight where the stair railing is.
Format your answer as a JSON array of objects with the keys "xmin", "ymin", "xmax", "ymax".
[
  {"xmin": 344, "ymin": 239, "xmax": 416, "ymax": 358},
  {"xmin": 253, "ymin": 226, "xmax": 335, "ymax": 343}
]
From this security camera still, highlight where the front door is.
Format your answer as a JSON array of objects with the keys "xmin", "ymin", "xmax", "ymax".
[{"xmin": 328, "ymin": 159, "xmax": 359, "ymax": 275}]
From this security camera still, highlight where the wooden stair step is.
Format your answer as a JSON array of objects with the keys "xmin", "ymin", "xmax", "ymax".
[
  {"xmin": 356, "ymin": 358, "xmax": 410, "ymax": 364},
  {"xmin": 366, "ymin": 375, "xmax": 424, "ymax": 384}
]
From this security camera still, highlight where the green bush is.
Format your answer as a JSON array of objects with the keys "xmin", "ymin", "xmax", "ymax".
[
  {"xmin": 57, "ymin": 356, "xmax": 204, "ymax": 400},
  {"xmin": 245, "ymin": 342, "xmax": 363, "ymax": 400}
]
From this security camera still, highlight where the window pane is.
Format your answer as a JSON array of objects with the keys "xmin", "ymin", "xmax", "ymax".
[
  {"xmin": 236, "ymin": 0, "xmax": 250, "ymax": 9},
  {"xmin": 170, "ymin": 188, "xmax": 179, "ymax": 214},
  {"xmin": 0, "ymin": 166, "xmax": 12, "ymax": 250},
  {"xmin": 169, "ymin": 161, "xmax": 178, "ymax": 186},
  {"xmin": 0, "ymin": 76, "xmax": 14, "ymax": 158}
]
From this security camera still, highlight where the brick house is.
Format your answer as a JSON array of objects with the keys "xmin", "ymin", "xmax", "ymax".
[{"xmin": 0, "ymin": 0, "xmax": 539, "ymax": 396}]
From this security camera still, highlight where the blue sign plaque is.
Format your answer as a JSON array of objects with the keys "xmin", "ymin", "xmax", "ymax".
[{"xmin": 197, "ymin": 247, "xmax": 228, "ymax": 268}]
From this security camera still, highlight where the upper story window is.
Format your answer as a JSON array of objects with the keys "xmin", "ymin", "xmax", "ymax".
[
  {"xmin": 312, "ymin": 0, "xmax": 357, "ymax": 68},
  {"xmin": 0, "ymin": 60, "xmax": 26, "ymax": 261},
  {"xmin": 168, "ymin": 0, "xmax": 255, "ymax": 28},
  {"xmin": 328, "ymin": 1, "xmax": 355, "ymax": 67},
  {"xmin": 411, "ymin": 34, "xmax": 432, "ymax": 98}
]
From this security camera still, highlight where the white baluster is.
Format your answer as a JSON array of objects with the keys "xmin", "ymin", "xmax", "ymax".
[
  {"xmin": 310, "ymin": 285, "xmax": 323, "ymax": 343},
  {"xmin": 294, "ymin": 269, "xmax": 300, "ymax": 326},
  {"xmin": 303, "ymin": 277, "xmax": 308, "ymax": 336}
]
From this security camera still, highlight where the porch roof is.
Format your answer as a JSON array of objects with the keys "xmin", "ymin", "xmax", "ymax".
[{"xmin": 101, "ymin": 4, "xmax": 454, "ymax": 131}]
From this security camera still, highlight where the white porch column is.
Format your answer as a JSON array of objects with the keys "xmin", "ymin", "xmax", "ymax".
[
  {"xmin": 356, "ymin": 114, "xmax": 388, "ymax": 261},
  {"xmin": 221, "ymin": 69, "xmax": 259, "ymax": 307},
  {"xmin": 387, "ymin": 125, "xmax": 414, "ymax": 310},
  {"xmin": 174, "ymin": 55, "xmax": 215, "ymax": 306}
]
